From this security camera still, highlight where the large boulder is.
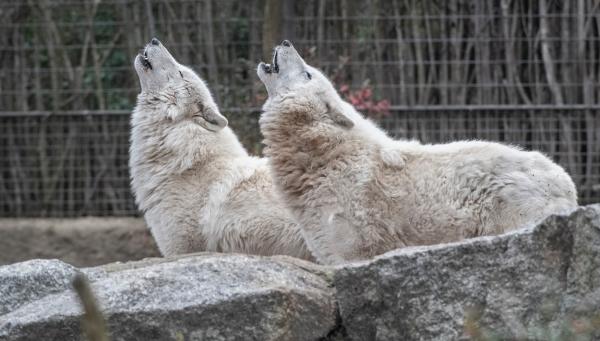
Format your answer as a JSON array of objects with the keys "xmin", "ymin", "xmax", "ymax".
[
  {"xmin": 0, "ymin": 254, "xmax": 338, "ymax": 341},
  {"xmin": 334, "ymin": 205, "xmax": 600, "ymax": 340},
  {"xmin": 0, "ymin": 259, "xmax": 79, "ymax": 316},
  {"xmin": 1, "ymin": 205, "xmax": 599, "ymax": 340}
]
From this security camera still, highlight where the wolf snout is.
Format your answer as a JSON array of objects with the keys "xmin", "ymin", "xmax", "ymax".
[
  {"xmin": 281, "ymin": 40, "xmax": 292, "ymax": 47},
  {"xmin": 150, "ymin": 37, "xmax": 160, "ymax": 46}
]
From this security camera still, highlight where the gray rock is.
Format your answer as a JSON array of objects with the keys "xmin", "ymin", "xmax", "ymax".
[
  {"xmin": 0, "ymin": 254, "xmax": 337, "ymax": 341},
  {"xmin": 0, "ymin": 259, "xmax": 80, "ymax": 316},
  {"xmin": 334, "ymin": 205, "xmax": 600, "ymax": 340},
  {"xmin": 1, "ymin": 205, "xmax": 599, "ymax": 341}
]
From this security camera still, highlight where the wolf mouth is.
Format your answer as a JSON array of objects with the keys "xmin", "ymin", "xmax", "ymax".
[
  {"xmin": 272, "ymin": 49, "xmax": 279, "ymax": 73},
  {"xmin": 140, "ymin": 47, "xmax": 153, "ymax": 70},
  {"xmin": 259, "ymin": 47, "xmax": 281, "ymax": 75},
  {"xmin": 261, "ymin": 63, "xmax": 273, "ymax": 74}
]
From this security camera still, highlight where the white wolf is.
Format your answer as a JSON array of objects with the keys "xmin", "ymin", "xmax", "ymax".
[
  {"xmin": 257, "ymin": 40, "xmax": 578, "ymax": 265},
  {"xmin": 130, "ymin": 38, "xmax": 312, "ymax": 260}
]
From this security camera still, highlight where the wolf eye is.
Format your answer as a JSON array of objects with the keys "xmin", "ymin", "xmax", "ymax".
[{"xmin": 304, "ymin": 71, "xmax": 312, "ymax": 80}]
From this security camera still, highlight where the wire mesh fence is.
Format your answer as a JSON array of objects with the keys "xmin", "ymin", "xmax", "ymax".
[
  {"xmin": 1, "ymin": 107, "xmax": 598, "ymax": 217},
  {"xmin": 2, "ymin": 0, "xmax": 600, "ymax": 112},
  {"xmin": 1, "ymin": 0, "xmax": 599, "ymax": 216},
  {"xmin": 0, "ymin": 112, "xmax": 134, "ymax": 217}
]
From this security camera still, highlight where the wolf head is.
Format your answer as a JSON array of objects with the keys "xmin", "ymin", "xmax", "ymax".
[
  {"xmin": 257, "ymin": 40, "xmax": 355, "ymax": 129},
  {"xmin": 133, "ymin": 38, "xmax": 227, "ymax": 132},
  {"xmin": 131, "ymin": 38, "xmax": 247, "ymax": 183}
]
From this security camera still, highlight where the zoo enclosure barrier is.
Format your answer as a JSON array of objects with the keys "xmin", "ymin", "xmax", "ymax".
[{"xmin": 0, "ymin": 106, "xmax": 598, "ymax": 217}]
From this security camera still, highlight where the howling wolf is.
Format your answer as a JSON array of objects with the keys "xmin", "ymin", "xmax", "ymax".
[
  {"xmin": 258, "ymin": 40, "xmax": 577, "ymax": 265},
  {"xmin": 130, "ymin": 38, "xmax": 312, "ymax": 260}
]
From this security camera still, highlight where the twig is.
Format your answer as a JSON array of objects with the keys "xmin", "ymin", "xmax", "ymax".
[
  {"xmin": 539, "ymin": 0, "xmax": 564, "ymax": 105},
  {"xmin": 72, "ymin": 274, "xmax": 109, "ymax": 341}
]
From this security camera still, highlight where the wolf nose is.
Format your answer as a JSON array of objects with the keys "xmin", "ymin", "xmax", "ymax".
[
  {"xmin": 281, "ymin": 40, "xmax": 292, "ymax": 47},
  {"xmin": 150, "ymin": 37, "xmax": 160, "ymax": 46}
]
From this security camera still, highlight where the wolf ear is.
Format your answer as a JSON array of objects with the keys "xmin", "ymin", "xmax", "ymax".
[
  {"xmin": 325, "ymin": 101, "xmax": 354, "ymax": 129},
  {"xmin": 193, "ymin": 103, "xmax": 228, "ymax": 132}
]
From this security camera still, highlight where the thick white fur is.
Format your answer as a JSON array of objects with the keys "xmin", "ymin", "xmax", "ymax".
[
  {"xmin": 130, "ymin": 40, "xmax": 312, "ymax": 260},
  {"xmin": 257, "ymin": 42, "xmax": 578, "ymax": 265}
]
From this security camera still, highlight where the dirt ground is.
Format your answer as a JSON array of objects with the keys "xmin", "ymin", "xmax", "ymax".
[{"xmin": 0, "ymin": 217, "xmax": 161, "ymax": 267}]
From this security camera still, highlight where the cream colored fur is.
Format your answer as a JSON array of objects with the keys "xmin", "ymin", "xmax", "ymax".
[
  {"xmin": 257, "ymin": 41, "xmax": 578, "ymax": 265},
  {"xmin": 130, "ymin": 39, "xmax": 312, "ymax": 260}
]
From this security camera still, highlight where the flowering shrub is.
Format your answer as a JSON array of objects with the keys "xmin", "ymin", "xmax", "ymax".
[
  {"xmin": 338, "ymin": 83, "xmax": 391, "ymax": 118},
  {"xmin": 330, "ymin": 55, "xmax": 391, "ymax": 119}
]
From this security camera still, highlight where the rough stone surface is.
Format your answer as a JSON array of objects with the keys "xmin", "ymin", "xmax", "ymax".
[
  {"xmin": 0, "ymin": 259, "xmax": 79, "ymax": 316},
  {"xmin": 0, "ymin": 254, "xmax": 337, "ymax": 341},
  {"xmin": 1, "ymin": 206, "xmax": 599, "ymax": 340},
  {"xmin": 0, "ymin": 218, "xmax": 160, "ymax": 266},
  {"xmin": 334, "ymin": 205, "xmax": 600, "ymax": 340}
]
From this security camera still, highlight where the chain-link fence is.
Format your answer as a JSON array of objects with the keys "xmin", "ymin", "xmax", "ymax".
[{"xmin": 1, "ymin": 0, "xmax": 599, "ymax": 216}]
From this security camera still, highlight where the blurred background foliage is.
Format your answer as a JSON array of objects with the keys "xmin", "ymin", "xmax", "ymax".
[
  {"xmin": 1, "ymin": 0, "xmax": 599, "ymax": 216},
  {"xmin": 2, "ymin": 0, "xmax": 600, "ymax": 149}
]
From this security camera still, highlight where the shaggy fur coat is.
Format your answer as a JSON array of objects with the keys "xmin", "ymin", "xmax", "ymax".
[
  {"xmin": 258, "ymin": 41, "xmax": 577, "ymax": 264},
  {"xmin": 130, "ymin": 39, "xmax": 313, "ymax": 260}
]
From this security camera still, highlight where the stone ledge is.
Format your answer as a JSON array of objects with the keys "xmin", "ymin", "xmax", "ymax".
[
  {"xmin": 335, "ymin": 205, "xmax": 600, "ymax": 340},
  {"xmin": 1, "ymin": 205, "xmax": 598, "ymax": 340},
  {"xmin": 0, "ymin": 255, "xmax": 337, "ymax": 341}
]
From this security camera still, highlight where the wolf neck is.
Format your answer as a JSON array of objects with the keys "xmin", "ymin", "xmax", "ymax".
[
  {"xmin": 261, "ymin": 107, "xmax": 359, "ymax": 202},
  {"xmin": 130, "ymin": 109, "xmax": 247, "ymax": 212},
  {"xmin": 132, "ymin": 113, "xmax": 247, "ymax": 167}
]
